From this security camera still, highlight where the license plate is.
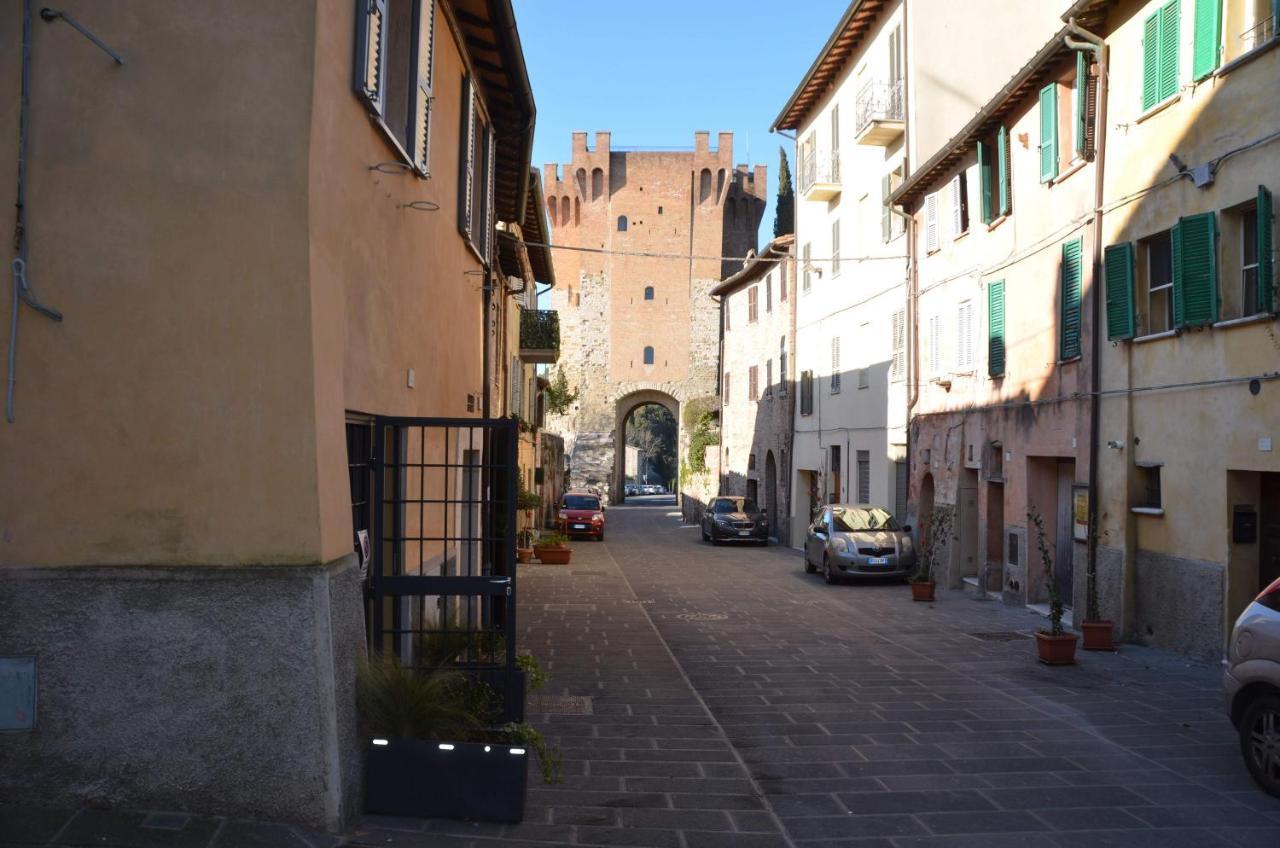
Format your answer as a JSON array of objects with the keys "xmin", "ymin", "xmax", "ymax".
[
  {"xmin": 867, "ymin": 557, "xmax": 889, "ymax": 566},
  {"xmin": 573, "ymin": 524, "xmax": 587, "ymax": 530},
  {"xmin": 738, "ymin": 530, "xmax": 751, "ymax": 536}
]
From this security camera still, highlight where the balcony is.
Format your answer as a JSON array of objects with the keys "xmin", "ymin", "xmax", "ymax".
[
  {"xmin": 799, "ymin": 151, "xmax": 841, "ymax": 201},
  {"xmin": 519, "ymin": 308, "xmax": 560, "ymax": 364},
  {"xmin": 855, "ymin": 80, "xmax": 905, "ymax": 146}
]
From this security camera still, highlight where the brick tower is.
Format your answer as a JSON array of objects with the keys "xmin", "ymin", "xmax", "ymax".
[{"xmin": 543, "ymin": 131, "xmax": 766, "ymax": 502}]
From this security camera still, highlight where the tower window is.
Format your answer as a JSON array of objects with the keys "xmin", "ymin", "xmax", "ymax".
[
  {"xmin": 643, "ymin": 346, "xmax": 655, "ymax": 365},
  {"xmin": 658, "ymin": 206, "xmax": 663, "ymax": 214},
  {"xmin": 618, "ymin": 215, "xmax": 628, "ymax": 231},
  {"xmin": 644, "ymin": 286, "xmax": 655, "ymax": 300}
]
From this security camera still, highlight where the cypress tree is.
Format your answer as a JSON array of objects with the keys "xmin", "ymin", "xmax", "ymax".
[{"xmin": 773, "ymin": 146, "xmax": 795, "ymax": 237}]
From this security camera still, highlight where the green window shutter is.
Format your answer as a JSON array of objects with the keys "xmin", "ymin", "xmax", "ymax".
[
  {"xmin": 1259, "ymin": 185, "xmax": 1274, "ymax": 313},
  {"xmin": 1104, "ymin": 243, "xmax": 1137, "ymax": 340},
  {"xmin": 988, "ymin": 279, "xmax": 1006, "ymax": 377},
  {"xmin": 1158, "ymin": 0, "xmax": 1181, "ymax": 101},
  {"xmin": 1142, "ymin": 12, "xmax": 1160, "ymax": 110},
  {"xmin": 1060, "ymin": 239, "xmax": 1083, "ymax": 360},
  {"xmin": 1192, "ymin": 0, "xmax": 1221, "ymax": 80},
  {"xmin": 1039, "ymin": 83, "xmax": 1059, "ymax": 183},
  {"xmin": 996, "ymin": 126, "xmax": 1010, "ymax": 216},
  {"xmin": 1172, "ymin": 211, "xmax": 1219, "ymax": 327},
  {"xmin": 977, "ymin": 141, "xmax": 993, "ymax": 224},
  {"xmin": 1075, "ymin": 52, "xmax": 1085, "ymax": 158}
]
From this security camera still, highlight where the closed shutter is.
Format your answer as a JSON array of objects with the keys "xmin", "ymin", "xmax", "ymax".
[
  {"xmin": 882, "ymin": 174, "xmax": 892, "ymax": 243},
  {"xmin": 1039, "ymin": 83, "xmax": 1058, "ymax": 183},
  {"xmin": 977, "ymin": 140, "xmax": 993, "ymax": 224},
  {"xmin": 1060, "ymin": 239, "xmax": 1083, "ymax": 360},
  {"xmin": 1173, "ymin": 212, "xmax": 1219, "ymax": 326},
  {"xmin": 354, "ymin": 0, "xmax": 388, "ymax": 116},
  {"xmin": 951, "ymin": 177, "xmax": 963, "ymax": 236},
  {"xmin": 831, "ymin": 337, "xmax": 841, "ymax": 392},
  {"xmin": 1075, "ymin": 51, "xmax": 1089, "ymax": 158},
  {"xmin": 890, "ymin": 309, "xmax": 905, "ymax": 380},
  {"xmin": 1192, "ymin": 0, "xmax": 1221, "ymax": 80},
  {"xmin": 925, "ymin": 193, "xmax": 939, "ymax": 252},
  {"xmin": 1158, "ymin": 1, "xmax": 1181, "ymax": 102},
  {"xmin": 857, "ymin": 451, "xmax": 870, "ymax": 504},
  {"xmin": 458, "ymin": 76, "xmax": 475, "ymax": 239},
  {"xmin": 1142, "ymin": 11, "xmax": 1161, "ymax": 110},
  {"xmin": 485, "ymin": 124, "xmax": 497, "ymax": 260},
  {"xmin": 409, "ymin": 0, "xmax": 436, "ymax": 174},
  {"xmin": 997, "ymin": 126, "xmax": 1011, "ymax": 216},
  {"xmin": 1259, "ymin": 185, "xmax": 1275, "ymax": 313},
  {"xmin": 1104, "ymin": 242, "xmax": 1137, "ymax": 340},
  {"xmin": 929, "ymin": 315, "xmax": 941, "ymax": 374},
  {"xmin": 988, "ymin": 280, "xmax": 1005, "ymax": 377}
]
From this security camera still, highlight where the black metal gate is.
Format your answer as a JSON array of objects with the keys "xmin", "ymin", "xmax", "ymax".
[{"xmin": 365, "ymin": 416, "xmax": 520, "ymax": 721}]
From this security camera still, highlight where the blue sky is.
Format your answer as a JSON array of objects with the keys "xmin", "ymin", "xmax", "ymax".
[{"xmin": 513, "ymin": 0, "xmax": 850, "ymax": 249}]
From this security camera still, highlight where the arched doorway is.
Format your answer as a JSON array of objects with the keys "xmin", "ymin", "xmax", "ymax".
[
  {"xmin": 614, "ymin": 390, "xmax": 679, "ymax": 503},
  {"xmin": 765, "ymin": 451, "xmax": 778, "ymax": 540}
]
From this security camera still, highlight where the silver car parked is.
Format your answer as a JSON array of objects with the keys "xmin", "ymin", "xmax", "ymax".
[
  {"xmin": 1225, "ymin": 575, "xmax": 1280, "ymax": 797},
  {"xmin": 803, "ymin": 504, "xmax": 916, "ymax": 584}
]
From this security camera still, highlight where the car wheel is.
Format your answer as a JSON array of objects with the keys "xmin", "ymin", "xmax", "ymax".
[
  {"xmin": 702, "ymin": 528, "xmax": 710, "ymax": 542},
  {"xmin": 804, "ymin": 555, "xmax": 816, "ymax": 574},
  {"xmin": 823, "ymin": 554, "xmax": 836, "ymax": 585},
  {"xmin": 597, "ymin": 532, "xmax": 604, "ymax": 542},
  {"xmin": 1240, "ymin": 693, "xmax": 1280, "ymax": 797}
]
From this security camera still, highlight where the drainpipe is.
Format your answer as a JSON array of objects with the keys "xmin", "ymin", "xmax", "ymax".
[
  {"xmin": 1065, "ymin": 18, "xmax": 1108, "ymax": 628},
  {"xmin": 889, "ymin": 205, "xmax": 917, "ymax": 523}
]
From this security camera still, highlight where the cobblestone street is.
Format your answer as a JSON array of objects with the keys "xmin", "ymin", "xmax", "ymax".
[{"xmin": 6, "ymin": 498, "xmax": 1280, "ymax": 848}]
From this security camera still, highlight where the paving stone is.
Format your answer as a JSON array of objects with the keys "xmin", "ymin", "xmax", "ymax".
[{"xmin": 916, "ymin": 810, "xmax": 1048, "ymax": 834}]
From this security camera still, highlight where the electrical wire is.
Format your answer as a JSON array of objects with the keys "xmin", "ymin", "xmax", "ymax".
[{"xmin": 504, "ymin": 235, "xmax": 904, "ymax": 266}]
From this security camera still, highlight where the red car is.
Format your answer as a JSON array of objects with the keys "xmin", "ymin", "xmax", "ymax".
[{"xmin": 559, "ymin": 491, "xmax": 605, "ymax": 541}]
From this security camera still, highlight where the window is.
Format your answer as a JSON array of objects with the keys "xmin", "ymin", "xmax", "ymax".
[
  {"xmin": 1142, "ymin": 0, "xmax": 1181, "ymax": 110},
  {"xmin": 1242, "ymin": 204, "xmax": 1261, "ymax": 314},
  {"xmin": 779, "ymin": 337, "xmax": 788, "ymax": 396},
  {"xmin": 618, "ymin": 215, "xmax": 628, "ymax": 231},
  {"xmin": 800, "ymin": 370, "xmax": 814, "ymax": 415},
  {"xmin": 749, "ymin": 365, "xmax": 759, "ymax": 401},
  {"xmin": 997, "ymin": 125, "xmax": 1012, "ymax": 216},
  {"xmin": 765, "ymin": 359, "xmax": 774, "ymax": 398},
  {"xmin": 749, "ymin": 453, "xmax": 757, "ymax": 471},
  {"xmin": 957, "ymin": 300, "xmax": 974, "ymax": 370},
  {"xmin": 1074, "ymin": 51, "xmax": 1096, "ymax": 159},
  {"xmin": 988, "ymin": 280, "xmax": 1006, "ymax": 376},
  {"xmin": 1061, "ymin": 238, "xmax": 1084, "ymax": 359},
  {"xmin": 748, "ymin": 286, "xmax": 759, "ymax": 323},
  {"xmin": 802, "ymin": 243, "xmax": 813, "ymax": 292},
  {"xmin": 1104, "ymin": 243, "xmax": 1137, "ymax": 339},
  {"xmin": 354, "ymin": 0, "xmax": 436, "ymax": 175},
  {"xmin": 1142, "ymin": 231, "xmax": 1176, "ymax": 334},
  {"xmin": 890, "ymin": 309, "xmax": 905, "ymax": 381},
  {"xmin": 830, "ymin": 337, "xmax": 842, "ymax": 393},
  {"xmin": 829, "ymin": 446, "xmax": 842, "ymax": 503},
  {"xmin": 457, "ymin": 76, "xmax": 495, "ymax": 260},
  {"xmin": 832, "ymin": 219, "xmax": 841, "ymax": 275},
  {"xmin": 977, "ymin": 141, "xmax": 994, "ymax": 224},
  {"xmin": 643, "ymin": 346, "xmax": 655, "ymax": 365},
  {"xmin": 857, "ymin": 450, "xmax": 871, "ymax": 504},
  {"xmin": 765, "ymin": 273, "xmax": 773, "ymax": 312},
  {"xmin": 951, "ymin": 173, "xmax": 969, "ymax": 236},
  {"xmin": 1039, "ymin": 82, "xmax": 1059, "ymax": 183},
  {"xmin": 658, "ymin": 206, "xmax": 664, "ymax": 214},
  {"xmin": 724, "ymin": 371, "xmax": 730, "ymax": 405},
  {"xmin": 1223, "ymin": 0, "xmax": 1277, "ymax": 64},
  {"xmin": 1135, "ymin": 463, "xmax": 1163, "ymax": 510},
  {"xmin": 924, "ymin": 193, "xmax": 939, "ymax": 252},
  {"xmin": 644, "ymin": 285, "xmax": 655, "ymax": 301},
  {"xmin": 1233, "ymin": 187, "xmax": 1274, "ymax": 316},
  {"xmin": 1173, "ymin": 211, "xmax": 1220, "ymax": 326}
]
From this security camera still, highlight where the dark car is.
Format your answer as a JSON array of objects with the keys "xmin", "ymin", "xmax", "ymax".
[
  {"xmin": 701, "ymin": 496, "xmax": 769, "ymax": 545},
  {"xmin": 559, "ymin": 491, "xmax": 605, "ymax": 540}
]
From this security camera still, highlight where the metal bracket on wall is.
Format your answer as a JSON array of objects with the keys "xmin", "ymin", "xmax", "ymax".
[{"xmin": 39, "ymin": 8, "xmax": 125, "ymax": 64}]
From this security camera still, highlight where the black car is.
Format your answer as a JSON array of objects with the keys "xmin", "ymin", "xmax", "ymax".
[{"xmin": 701, "ymin": 496, "xmax": 769, "ymax": 545}]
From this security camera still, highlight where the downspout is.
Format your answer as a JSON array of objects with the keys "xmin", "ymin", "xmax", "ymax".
[
  {"xmin": 1066, "ymin": 18, "xmax": 1108, "ymax": 627},
  {"xmin": 890, "ymin": 205, "xmax": 917, "ymax": 522}
]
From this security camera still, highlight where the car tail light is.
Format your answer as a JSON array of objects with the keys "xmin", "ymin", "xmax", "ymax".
[{"xmin": 1256, "ymin": 577, "xmax": 1280, "ymax": 612}]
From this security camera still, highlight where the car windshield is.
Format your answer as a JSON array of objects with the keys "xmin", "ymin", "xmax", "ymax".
[
  {"xmin": 713, "ymin": 498, "xmax": 760, "ymax": 514},
  {"xmin": 831, "ymin": 507, "xmax": 900, "ymax": 532},
  {"xmin": 563, "ymin": 495, "xmax": 600, "ymax": 510}
]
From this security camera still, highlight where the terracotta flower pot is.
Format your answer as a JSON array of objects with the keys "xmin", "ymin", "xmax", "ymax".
[
  {"xmin": 1035, "ymin": 631, "xmax": 1079, "ymax": 665},
  {"xmin": 516, "ymin": 547, "xmax": 533, "ymax": 564},
  {"xmin": 910, "ymin": 581, "xmax": 936, "ymax": 602},
  {"xmin": 1081, "ymin": 620, "xmax": 1115, "ymax": 651},
  {"xmin": 534, "ymin": 545, "xmax": 571, "ymax": 565}
]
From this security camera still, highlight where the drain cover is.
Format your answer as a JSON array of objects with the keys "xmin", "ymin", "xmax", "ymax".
[
  {"xmin": 529, "ymin": 694, "xmax": 594, "ymax": 715},
  {"xmin": 968, "ymin": 631, "xmax": 1033, "ymax": 641},
  {"xmin": 543, "ymin": 603, "xmax": 597, "ymax": 612},
  {"xmin": 677, "ymin": 612, "xmax": 728, "ymax": 622}
]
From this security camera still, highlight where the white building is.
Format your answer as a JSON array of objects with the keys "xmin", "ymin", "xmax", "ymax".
[{"xmin": 771, "ymin": 0, "xmax": 910, "ymax": 547}]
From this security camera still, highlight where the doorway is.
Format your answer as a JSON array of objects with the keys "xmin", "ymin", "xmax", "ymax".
[
  {"xmin": 765, "ymin": 451, "xmax": 778, "ymax": 539},
  {"xmin": 958, "ymin": 468, "xmax": 979, "ymax": 580},
  {"xmin": 986, "ymin": 481, "xmax": 1005, "ymax": 591},
  {"xmin": 1055, "ymin": 461, "xmax": 1076, "ymax": 607},
  {"xmin": 1262, "ymin": 473, "xmax": 1280, "ymax": 588},
  {"xmin": 746, "ymin": 478, "xmax": 759, "ymax": 505}
]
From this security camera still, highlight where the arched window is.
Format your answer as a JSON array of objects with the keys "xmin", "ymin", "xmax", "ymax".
[
  {"xmin": 575, "ymin": 168, "xmax": 587, "ymax": 196},
  {"xmin": 560, "ymin": 196, "xmax": 570, "ymax": 226},
  {"xmin": 591, "ymin": 168, "xmax": 604, "ymax": 200},
  {"xmin": 547, "ymin": 197, "xmax": 557, "ymax": 226},
  {"xmin": 644, "ymin": 286, "xmax": 654, "ymax": 300},
  {"xmin": 573, "ymin": 197, "xmax": 580, "ymax": 225},
  {"xmin": 699, "ymin": 168, "xmax": 713, "ymax": 204},
  {"xmin": 618, "ymin": 215, "xmax": 628, "ymax": 231},
  {"xmin": 643, "ymin": 346, "xmax": 655, "ymax": 365},
  {"xmin": 716, "ymin": 169, "xmax": 726, "ymax": 201}
]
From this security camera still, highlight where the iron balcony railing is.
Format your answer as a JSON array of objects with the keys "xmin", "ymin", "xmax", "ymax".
[
  {"xmin": 1239, "ymin": 15, "xmax": 1275, "ymax": 54},
  {"xmin": 519, "ymin": 308, "xmax": 560, "ymax": 357},
  {"xmin": 799, "ymin": 149, "xmax": 840, "ymax": 194},
  {"xmin": 855, "ymin": 80, "xmax": 905, "ymax": 135}
]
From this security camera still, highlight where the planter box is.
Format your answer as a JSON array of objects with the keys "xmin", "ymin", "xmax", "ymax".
[
  {"xmin": 534, "ymin": 546, "xmax": 571, "ymax": 565},
  {"xmin": 1035, "ymin": 631, "xmax": 1079, "ymax": 665},
  {"xmin": 1081, "ymin": 620, "xmax": 1115, "ymax": 651},
  {"xmin": 516, "ymin": 548, "xmax": 533, "ymax": 564},
  {"xmin": 910, "ymin": 581, "xmax": 936, "ymax": 602},
  {"xmin": 365, "ymin": 738, "xmax": 528, "ymax": 822}
]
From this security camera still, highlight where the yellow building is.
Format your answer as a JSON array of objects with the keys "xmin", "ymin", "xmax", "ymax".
[{"xmin": 0, "ymin": 0, "xmax": 545, "ymax": 828}]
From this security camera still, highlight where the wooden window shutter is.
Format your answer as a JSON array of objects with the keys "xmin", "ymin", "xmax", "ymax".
[
  {"xmin": 457, "ymin": 76, "xmax": 475, "ymax": 240},
  {"xmin": 1259, "ymin": 185, "xmax": 1274, "ymax": 314},
  {"xmin": 485, "ymin": 124, "xmax": 497, "ymax": 259},
  {"xmin": 1142, "ymin": 11, "xmax": 1161, "ymax": 110},
  {"xmin": 1173, "ymin": 211, "xmax": 1219, "ymax": 327},
  {"xmin": 1039, "ymin": 83, "xmax": 1058, "ymax": 183},
  {"xmin": 1192, "ymin": 0, "xmax": 1221, "ymax": 80},
  {"xmin": 1074, "ymin": 51, "xmax": 1090, "ymax": 158},
  {"xmin": 1104, "ymin": 242, "xmax": 1137, "ymax": 340},
  {"xmin": 354, "ymin": 0, "xmax": 388, "ymax": 116},
  {"xmin": 1158, "ymin": 1, "xmax": 1181, "ymax": 102},
  {"xmin": 996, "ymin": 126, "xmax": 1011, "ymax": 216},
  {"xmin": 409, "ymin": 0, "xmax": 436, "ymax": 175},
  {"xmin": 951, "ymin": 176, "xmax": 962, "ymax": 236},
  {"xmin": 988, "ymin": 280, "xmax": 1005, "ymax": 377},
  {"xmin": 1060, "ymin": 239, "xmax": 1083, "ymax": 360},
  {"xmin": 890, "ymin": 309, "xmax": 905, "ymax": 379},
  {"xmin": 977, "ymin": 141, "xmax": 993, "ymax": 223},
  {"xmin": 925, "ymin": 193, "xmax": 939, "ymax": 252}
]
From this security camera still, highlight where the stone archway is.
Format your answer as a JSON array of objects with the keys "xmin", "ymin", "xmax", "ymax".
[{"xmin": 613, "ymin": 389, "xmax": 679, "ymax": 503}]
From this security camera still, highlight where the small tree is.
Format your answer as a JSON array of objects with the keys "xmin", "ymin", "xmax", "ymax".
[
  {"xmin": 773, "ymin": 146, "xmax": 795, "ymax": 238},
  {"xmin": 544, "ymin": 370, "xmax": 578, "ymax": 415},
  {"xmin": 1028, "ymin": 510, "xmax": 1064, "ymax": 636},
  {"xmin": 912, "ymin": 504, "xmax": 955, "ymax": 584}
]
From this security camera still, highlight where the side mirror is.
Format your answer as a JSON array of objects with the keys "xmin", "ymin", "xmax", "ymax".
[{"xmin": 902, "ymin": 525, "xmax": 912, "ymax": 533}]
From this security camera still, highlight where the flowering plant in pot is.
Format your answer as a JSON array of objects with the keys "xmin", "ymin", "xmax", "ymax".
[
  {"xmin": 1029, "ymin": 510, "xmax": 1078, "ymax": 665},
  {"xmin": 534, "ymin": 531, "xmax": 571, "ymax": 565},
  {"xmin": 909, "ymin": 505, "xmax": 954, "ymax": 602}
]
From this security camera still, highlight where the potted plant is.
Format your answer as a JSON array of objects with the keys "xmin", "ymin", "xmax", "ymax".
[
  {"xmin": 909, "ymin": 505, "xmax": 954, "ymax": 602},
  {"xmin": 1080, "ymin": 527, "xmax": 1115, "ymax": 651},
  {"xmin": 533, "ymin": 531, "xmax": 571, "ymax": 565},
  {"xmin": 1028, "ymin": 510, "xmax": 1079, "ymax": 665},
  {"xmin": 516, "ymin": 528, "xmax": 536, "ymax": 564},
  {"xmin": 359, "ymin": 655, "xmax": 561, "ymax": 823}
]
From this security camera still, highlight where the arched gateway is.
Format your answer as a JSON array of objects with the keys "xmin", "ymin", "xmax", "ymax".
[{"xmin": 614, "ymin": 390, "xmax": 679, "ymax": 501}]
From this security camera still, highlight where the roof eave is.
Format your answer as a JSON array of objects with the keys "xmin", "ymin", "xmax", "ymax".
[{"xmin": 770, "ymin": 1, "xmax": 870, "ymax": 132}]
